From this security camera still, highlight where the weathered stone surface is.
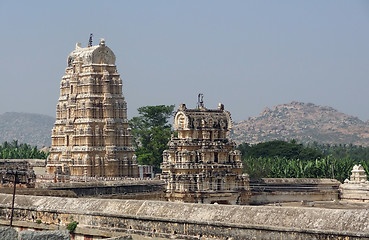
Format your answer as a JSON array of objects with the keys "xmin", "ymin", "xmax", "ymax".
[
  {"xmin": 47, "ymin": 38, "xmax": 138, "ymax": 178},
  {"xmin": 0, "ymin": 226, "xmax": 17, "ymax": 240},
  {"xmin": 340, "ymin": 183, "xmax": 369, "ymax": 202},
  {"xmin": 340, "ymin": 165, "xmax": 369, "ymax": 202},
  {"xmin": 0, "ymin": 193, "xmax": 367, "ymax": 239},
  {"xmin": 106, "ymin": 236, "xmax": 133, "ymax": 240},
  {"xmin": 0, "ymin": 160, "xmax": 36, "ymax": 188},
  {"xmin": 19, "ymin": 230, "xmax": 70, "ymax": 240},
  {"xmin": 37, "ymin": 180, "xmax": 165, "ymax": 197},
  {"xmin": 0, "ymin": 159, "xmax": 46, "ymax": 168},
  {"xmin": 250, "ymin": 178, "xmax": 340, "ymax": 204},
  {"xmin": 161, "ymin": 102, "xmax": 250, "ymax": 204}
]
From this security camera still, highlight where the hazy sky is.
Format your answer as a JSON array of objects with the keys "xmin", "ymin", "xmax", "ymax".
[{"xmin": 1, "ymin": 1, "xmax": 369, "ymax": 121}]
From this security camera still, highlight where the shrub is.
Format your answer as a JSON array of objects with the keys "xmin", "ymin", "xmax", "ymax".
[{"xmin": 66, "ymin": 217, "xmax": 78, "ymax": 233}]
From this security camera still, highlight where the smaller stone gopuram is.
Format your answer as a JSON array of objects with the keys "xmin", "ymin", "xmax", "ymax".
[
  {"xmin": 161, "ymin": 98, "xmax": 250, "ymax": 204},
  {"xmin": 340, "ymin": 164, "xmax": 369, "ymax": 202},
  {"xmin": 349, "ymin": 164, "xmax": 367, "ymax": 183}
]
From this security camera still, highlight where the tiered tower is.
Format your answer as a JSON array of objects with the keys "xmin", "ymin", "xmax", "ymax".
[
  {"xmin": 161, "ymin": 100, "xmax": 250, "ymax": 204},
  {"xmin": 46, "ymin": 39, "xmax": 138, "ymax": 177}
]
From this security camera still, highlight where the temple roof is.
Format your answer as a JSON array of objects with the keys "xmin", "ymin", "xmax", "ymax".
[
  {"xmin": 174, "ymin": 103, "xmax": 232, "ymax": 130},
  {"xmin": 67, "ymin": 39, "xmax": 116, "ymax": 67}
]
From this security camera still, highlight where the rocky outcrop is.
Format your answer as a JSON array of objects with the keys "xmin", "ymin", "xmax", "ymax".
[{"xmin": 231, "ymin": 101, "xmax": 369, "ymax": 146}]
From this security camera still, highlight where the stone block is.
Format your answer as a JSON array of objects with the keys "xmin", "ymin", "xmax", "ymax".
[
  {"xmin": 0, "ymin": 226, "xmax": 18, "ymax": 240},
  {"xmin": 19, "ymin": 230, "xmax": 70, "ymax": 240},
  {"xmin": 106, "ymin": 236, "xmax": 133, "ymax": 240}
]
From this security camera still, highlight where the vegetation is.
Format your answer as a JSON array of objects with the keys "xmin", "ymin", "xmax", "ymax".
[
  {"xmin": 237, "ymin": 140, "xmax": 324, "ymax": 161},
  {"xmin": 237, "ymin": 140, "xmax": 369, "ymax": 182},
  {"xmin": 0, "ymin": 140, "xmax": 48, "ymax": 159},
  {"xmin": 130, "ymin": 105, "xmax": 175, "ymax": 171},
  {"xmin": 66, "ymin": 217, "xmax": 78, "ymax": 233},
  {"xmin": 307, "ymin": 142, "xmax": 369, "ymax": 163}
]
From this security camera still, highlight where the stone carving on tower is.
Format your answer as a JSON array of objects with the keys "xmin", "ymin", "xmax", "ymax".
[
  {"xmin": 46, "ymin": 39, "xmax": 138, "ymax": 177},
  {"xmin": 161, "ymin": 99, "xmax": 250, "ymax": 204}
]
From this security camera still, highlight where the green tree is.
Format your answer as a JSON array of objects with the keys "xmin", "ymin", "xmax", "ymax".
[
  {"xmin": 237, "ymin": 140, "xmax": 324, "ymax": 161},
  {"xmin": 0, "ymin": 141, "xmax": 48, "ymax": 159},
  {"xmin": 130, "ymin": 105, "xmax": 175, "ymax": 171}
]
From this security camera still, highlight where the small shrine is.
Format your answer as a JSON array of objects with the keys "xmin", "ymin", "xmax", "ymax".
[{"xmin": 346, "ymin": 164, "xmax": 368, "ymax": 183}]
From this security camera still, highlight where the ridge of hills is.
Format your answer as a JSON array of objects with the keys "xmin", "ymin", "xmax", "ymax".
[
  {"xmin": 231, "ymin": 101, "xmax": 369, "ymax": 146},
  {"xmin": 1, "ymin": 102, "xmax": 369, "ymax": 148},
  {"xmin": 0, "ymin": 112, "xmax": 54, "ymax": 148}
]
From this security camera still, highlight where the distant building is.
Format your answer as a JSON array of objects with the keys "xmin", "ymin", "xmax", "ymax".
[
  {"xmin": 138, "ymin": 165, "xmax": 154, "ymax": 179},
  {"xmin": 46, "ymin": 39, "xmax": 138, "ymax": 177},
  {"xmin": 161, "ymin": 100, "xmax": 250, "ymax": 204}
]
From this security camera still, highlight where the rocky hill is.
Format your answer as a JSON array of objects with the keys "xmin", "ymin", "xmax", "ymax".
[
  {"xmin": 2, "ymin": 102, "xmax": 369, "ymax": 148},
  {"xmin": 231, "ymin": 102, "xmax": 369, "ymax": 146},
  {"xmin": 0, "ymin": 112, "xmax": 54, "ymax": 148}
]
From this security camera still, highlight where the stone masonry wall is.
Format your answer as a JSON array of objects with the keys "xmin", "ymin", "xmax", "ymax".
[
  {"xmin": 0, "ymin": 194, "xmax": 368, "ymax": 239},
  {"xmin": 0, "ymin": 226, "xmax": 70, "ymax": 240},
  {"xmin": 340, "ymin": 183, "xmax": 369, "ymax": 202},
  {"xmin": 250, "ymin": 178, "xmax": 340, "ymax": 204},
  {"xmin": 37, "ymin": 180, "xmax": 165, "ymax": 197}
]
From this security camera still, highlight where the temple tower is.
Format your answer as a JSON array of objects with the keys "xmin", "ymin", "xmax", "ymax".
[
  {"xmin": 46, "ymin": 39, "xmax": 138, "ymax": 177},
  {"xmin": 161, "ymin": 100, "xmax": 250, "ymax": 204}
]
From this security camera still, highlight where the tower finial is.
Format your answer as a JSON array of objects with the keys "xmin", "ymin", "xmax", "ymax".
[
  {"xmin": 88, "ymin": 33, "xmax": 93, "ymax": 47},
  {"xmin": 100, "ymin": 38, "xmax": 105, "ymax": 46},
  {"xmin": 197, "ymin": 93, "xmax": 204, "ymax": 109}
]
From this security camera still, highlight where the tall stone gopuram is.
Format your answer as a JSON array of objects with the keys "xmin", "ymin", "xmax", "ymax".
[
  {"xmin": 46, "ymin": 39, "xmax": 138, "ymax": 177},
  {"xmin": 161, "ymin": 98, "xmax": 250, "ymax": 204}
]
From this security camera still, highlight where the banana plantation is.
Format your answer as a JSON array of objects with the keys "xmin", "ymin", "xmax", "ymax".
[
  {"xmin": 0, "ymin": 140, "xmax": 48, "ymax": 159},
  {"xmin": 238, "ymin": 140, "xmax": 369, "ymax": 183},
  {"xmin": 242, "ymin": 156, "xmax": 366, "ymax": 183}
]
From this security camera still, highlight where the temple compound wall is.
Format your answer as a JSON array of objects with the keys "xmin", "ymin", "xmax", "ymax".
[
  {"xmin": 46, "ymin": 39, "xmax": 138, "ymax": 177},
  {"xmin": 36, "ymin": 180, "xmax": 165, "ymax": 198},
  {"xmin": 0, "ymin": 194, "xmax": 367, "ymax": 239},
  {"xmin": 250, "ymin": 178, "xmax": 340, "ymax": 204},
  {"xmin": 161, "ymin": 102, "xmax": 250, "ymax": 205}
]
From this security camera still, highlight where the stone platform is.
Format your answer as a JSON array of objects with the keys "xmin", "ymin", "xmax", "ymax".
[
  {"xmin": 0, "ymin": 193, "xmax": 367, "ymax": 239},
  {"xmin": 250, "ymin": 178, "xmax": 340, "ymax": 204}
]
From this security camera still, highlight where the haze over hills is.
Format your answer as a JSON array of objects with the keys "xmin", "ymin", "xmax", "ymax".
[
  {"xmin": 1, "ymin": 102, "xmax": 369, "ymax": 148},
  {"xmin": 231, "ymin": 101, "xmax": 369, "ymax": 146},
  {"xmin": 0, "ymin": 112, "xmax": 54, "ymax": 148}
]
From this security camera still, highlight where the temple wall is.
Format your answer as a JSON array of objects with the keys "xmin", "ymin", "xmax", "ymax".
[
  {"xmin": 340, "ymin": 183, "xmax": 369, "ymax": 202},
  {"xmin": 339, "ymin": 164, "xmax": 369, "ymax": 202},
  {"xmin": 250, "ymin": 178, "xmax": 340, "ymax": 204},
  {"xmin": 0, "ymin": 194, "xmax": 367, "ymax": 239},
  {"xmin": 36, "ymin": 180, "xmax": 165, "ymax": 197}
]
